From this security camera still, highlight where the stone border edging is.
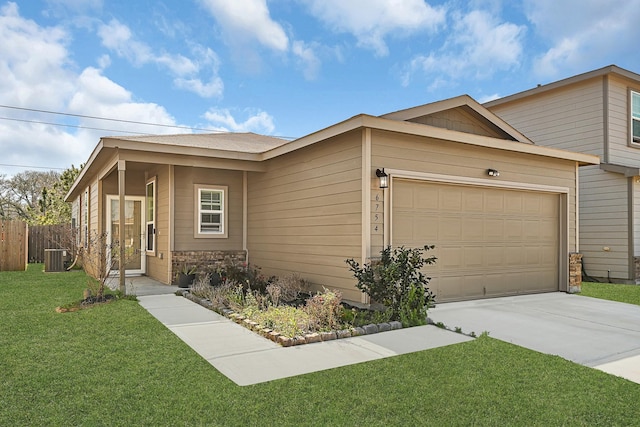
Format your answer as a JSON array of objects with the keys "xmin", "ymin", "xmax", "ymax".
[{"xmin": 180, "ymin": 290, "xmax": 404, "ymax": 347}]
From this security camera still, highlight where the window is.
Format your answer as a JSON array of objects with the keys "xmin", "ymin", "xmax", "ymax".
[
  {"xmin": 195, "ymin": 185, "xmax": 227, "ymax": 238},
  {"xmin": 146, "ymin": 179, "xmax": 156, "ymax": 253},
  {"xmin": 633, "ymin": 90, "xmax": 640, "ymax": 143}
]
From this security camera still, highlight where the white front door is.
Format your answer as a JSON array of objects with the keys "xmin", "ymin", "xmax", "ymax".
[{"xmin": 107, "ymin": 195, "xmax": 146, "ymax": 276}]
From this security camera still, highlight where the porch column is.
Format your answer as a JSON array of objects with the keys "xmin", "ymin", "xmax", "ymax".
[{"xmin": 118, "ymin": 160, "xmax": 126, "ymax": 294}]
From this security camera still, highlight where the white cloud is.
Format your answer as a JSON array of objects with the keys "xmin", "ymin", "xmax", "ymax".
[
  {"xmin": 198, "ymin": 0, "xmax": 289, "ymax": 52},
  {"xmin": 97, "ymin": 19, "xmax": 223, "ymax": 98},
  {"xmin": 306, "ymin": 0, "xmax": 445, "ymax": 56},
  {"xmin": 402, "ymin": 9, "xmax": 525, "ymax": 87},
  {"xmin": 292, "ymin": 40, "xmax": 321, "ymax": 81},
  {"xmin": 202, "ymin": 108, "xmax": 275, "ymax": 134},
  {"xmin": 525, "ymin": 0, "xmax": 640, "ymax": 77},
  {"xmin": 0, "ymin": 2, "xmax": 75, "ymax": 110},
  {"xmin": 0, "ymin": 3, "xmax": 182, "ymax": 173}
]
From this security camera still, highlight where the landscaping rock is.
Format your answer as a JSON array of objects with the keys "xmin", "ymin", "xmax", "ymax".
[
  {"xmin": 377, "ymin": 322, "xmax": 391, "ymax": 332},
  {"xmin": 305, "ymin": 333, "xmax": 321, "ymax": 343},
  {"xmin": 353, "ymin": 327, "xmax": 365, "ymax": 336},
  {"xmin": 363, "ymin": 324, "xmax": 379, "ymax": 335},
  {"xmin": 277, "ymin": 336, "xmax": 293, "ymax": 347},
  {"xmin": 268, "ymin": 331, "xmax": 280, "ymax": 342},
  {"xmin": 389, "ymin": 321, "xmax": 403, "ymax": 330},
  {"xmin": 293, "ymin": 335, "xmax": 307, "ymax": 345},
  {"xmin": 260, "ymin": 328, "xmax": 272, "ymax": 337},
  {"xmin": 336, "ymin": 329, "xmax": 352, "ymax": 339},
  {"xmin": 320, "ymin": 331, "xmax": 337, "ymax": 341}
]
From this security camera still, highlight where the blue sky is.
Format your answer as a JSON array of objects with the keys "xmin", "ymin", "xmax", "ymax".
[{"xmin": 2, "ymin": 0, "xmax": 640, "ymax": 175}]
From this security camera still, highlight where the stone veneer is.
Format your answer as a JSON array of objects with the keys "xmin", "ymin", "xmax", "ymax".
[
  {"xmin": 171, "ymin": 250, "xmax": 246, "ymax": 283},
  {"xmin": 568, "ymin": 252, "xmax": 583, "ymax": 293}
]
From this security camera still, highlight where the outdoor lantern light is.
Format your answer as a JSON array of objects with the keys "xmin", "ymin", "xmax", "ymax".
[
  {"xmin": 487, "ymin": 169, "xmax": 500, "ymax": 177},
  {"xmin": 376, "ymin": 168, "xmax": 389, "ymax": 188}
]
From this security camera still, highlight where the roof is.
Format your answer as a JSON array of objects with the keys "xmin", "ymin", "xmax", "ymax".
[
  {"xmin": 106, "ymin": 132, "xmax": 290, "ymax": 154},
  {"xmin": 484, "ymin": 65, "xmax": 640, "ymax": 108},
  {"xmin": 66, "ymin": 97, "xmax": 599, "ymax": 201}
]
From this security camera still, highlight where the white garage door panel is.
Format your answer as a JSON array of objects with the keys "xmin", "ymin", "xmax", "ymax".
[{"xmin": 392, "ymin": 179, "xmax": 559, "ymax": 302}]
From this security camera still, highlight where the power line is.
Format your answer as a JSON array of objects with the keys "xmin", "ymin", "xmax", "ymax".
[
  {"xmin": 0, "ymin": 104, "xmax": 299, "ymax": 139},
  {"xmin": 0, "ymin": 116, "xmax": 157, "ymax": 135},
  {"xmin": 0, "ymin": 104, "xmax": 218, "ymax": 132},
  {"xmin": 0, "ymin": 163, "xmax": 66, "ymax": 171}
]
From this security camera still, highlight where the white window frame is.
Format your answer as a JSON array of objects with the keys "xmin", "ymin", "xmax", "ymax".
[
  {"xmin": 194, "ymin": 184, "xmax": 228, "ymax": 238},
  {"xmin": 146, "ymin": 178, "xmax": 156, "ymax": 254},
  {"xmin": 632, "ymin": 90, "xmax": 640, "ymax": 145}
]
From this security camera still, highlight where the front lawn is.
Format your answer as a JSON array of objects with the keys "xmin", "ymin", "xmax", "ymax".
[
  {"xmin": 0, "ymin": 266, "xmax": 638, "ymax": 426},
  {"xmin": 581, "ymin": 281, "xmax": 640, "ymax": 306}
]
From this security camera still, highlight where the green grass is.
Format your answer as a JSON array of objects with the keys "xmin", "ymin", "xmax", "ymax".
[
  {"xmin": 1, "ymin": 266, "xmax": 639, "ymax": 426},
  {"xmin": 581, "ymin": 281, "xmax": 640, "ymax": 306}
]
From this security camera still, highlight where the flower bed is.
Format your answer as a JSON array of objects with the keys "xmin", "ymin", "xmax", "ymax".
[
  {"xmin": 182, "ymin": 290, "xmax": 404, "ymax": 347},
  {"xmin": 180, "ymin": 246, "xmax": 436, "ymax": 347}
]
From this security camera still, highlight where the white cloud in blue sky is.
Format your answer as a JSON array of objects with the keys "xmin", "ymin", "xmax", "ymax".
[{"xmin": 2, "ymin": 0, "xmax": 640, "ymax": 175}]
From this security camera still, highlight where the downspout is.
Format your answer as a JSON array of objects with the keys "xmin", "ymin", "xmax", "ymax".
[
  {"xmin": 603, "ymin": 75, "xmax": 610, "ymax": 164},
  {"xmin": 361, "ymin": 128, "xmax": 372, "ymax": 304},
  {"xmin": 629, "ymin": 176, "xmax": 635, "ymax": 281},
  {"xmin": 243, "ymin": 171, "xmax": 248, "ymax": 264}
]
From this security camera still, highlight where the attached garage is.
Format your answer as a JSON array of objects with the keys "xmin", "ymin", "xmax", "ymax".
[{"xmin": 392, "ymin": 179, "xmax": 560, "ymax": 302}]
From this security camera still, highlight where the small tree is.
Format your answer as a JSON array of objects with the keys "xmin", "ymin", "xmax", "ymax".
[
  {"xmin": 51, "ymin": 226, "xmax": 133, "ymax": 299},
  {"xmin": 346, "ymin": 245, "xmax": 437, "ymax": 326}
]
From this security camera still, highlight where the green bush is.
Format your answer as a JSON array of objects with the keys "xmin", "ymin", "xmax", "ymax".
[{"xmin": 346, "ymin": 245, "xmax": 436, "ymax": 326}]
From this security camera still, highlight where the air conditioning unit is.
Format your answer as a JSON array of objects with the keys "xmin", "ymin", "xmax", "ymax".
[{"xmin": 44, "ymin": 249, "xmax": 69, "ymax": 272}]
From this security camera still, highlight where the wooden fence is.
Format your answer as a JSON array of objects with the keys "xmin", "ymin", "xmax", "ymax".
[
  {"xmin": 0, "ymin": 220, "xmax": 27, "ymax": 271},
  {"xmin": 27, "ymin": 224, "xmax": 70, "ymax": 263}
]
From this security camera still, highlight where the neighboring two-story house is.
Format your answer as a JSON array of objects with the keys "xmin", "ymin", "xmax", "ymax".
[{"xmin": 485, "ymin": 65, "xmax": 640, "ymax": 283}]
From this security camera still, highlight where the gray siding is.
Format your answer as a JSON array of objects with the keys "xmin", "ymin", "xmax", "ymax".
[
  {"xmin": 607, "ymin": 75, "xmax": 640, "ymax": 165},
  {"xmin": 579, "ymin": 166, "xmax": 630, "ymax": 280},
  {"xmin": 488, "ymin": 80, "xmax": 605, "ymax": 157}
]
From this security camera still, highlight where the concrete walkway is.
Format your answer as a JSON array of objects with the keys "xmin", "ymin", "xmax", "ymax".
[
  {"xmin": 127, "ymin": 277, "xmax": 640, "ymax": 386},
  {"xmin": 428, "ymin": 292, "xmax": 640, "ymax": 384},
  {"xmin": 137, "ymin": 293, "xmax": 472, "ymax": 386}
]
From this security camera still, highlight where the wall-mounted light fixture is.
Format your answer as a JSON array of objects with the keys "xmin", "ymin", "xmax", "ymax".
[
  {"xmin": 487, "ymin": 169, "xmax": 500, "ymax": 177},
  {"xmin": 376, "ymin": 168, "xmax": 389, "ymax": 188}
]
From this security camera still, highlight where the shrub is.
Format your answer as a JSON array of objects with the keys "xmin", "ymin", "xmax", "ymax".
[
  {"xmin": 303, "ymin": 288, "xmax": 344, "ymax": 331},
  {"xmin": 222, "ymin": 259, "xmax": 273, "ymax": 294},
  {"xmin": 346, "ymin": 245, "xmax": 436, "ymax": 326}
]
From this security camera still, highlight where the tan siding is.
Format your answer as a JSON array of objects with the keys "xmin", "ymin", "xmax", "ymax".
[
  {"xmin": 90, "ymin": 180, "xmax": 98, "ymax": 235},
  {"xmin": 247, "ymin": 131, "xmax": 363, "ymax": 301},
  {"xmin": 488, "ymin": 80, "xmax": 605, "ymax": 157},
  {"xmin": 607, "ymin": 76, "xmax": 640, "ymax": 165},
  {"xmin": 408, "ymin": 106, "xmax": 508, "ymax": 139},
  {"xmin": 144, "ymin": 165, "xmax": 170, "ymax": 284},
  {"xmin": 579, "ymin": 166, "xmax": 629, "ymax": 279},
  {"xmin": 173, "ymin": 167, "xmax": 243, "ymax": 251},
  {"xmin": 370, "ymin": 129, "xmax": 578, "ymax": 252}
]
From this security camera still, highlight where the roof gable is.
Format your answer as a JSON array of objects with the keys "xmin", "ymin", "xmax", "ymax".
[{"xmin": 380, "ymin": 95, "xmax": 533, "ymax": 144}]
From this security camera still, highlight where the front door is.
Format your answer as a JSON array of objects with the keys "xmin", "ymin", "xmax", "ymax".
[{"xmin": 107, "ymin": 196, "xmax": 145, "ymax": 276}]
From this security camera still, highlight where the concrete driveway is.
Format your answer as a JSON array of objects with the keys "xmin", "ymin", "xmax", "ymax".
[{"xmin": 428, "ymin": 292, "xmax": 640, "ymax": 383}]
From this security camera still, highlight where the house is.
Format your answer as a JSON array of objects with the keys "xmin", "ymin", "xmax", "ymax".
[
  {"xmin": 65, "ymin": 95, "xmax": 598, "ymax": 303},
  {"xmin": 485, "ymin": 65, "xmax": 640, "ymax": 283}
]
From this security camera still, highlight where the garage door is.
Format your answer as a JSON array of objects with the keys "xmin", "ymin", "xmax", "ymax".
[{"xmin": 392, "ymin": 179, "xmax": 559, "ymax": 302}]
